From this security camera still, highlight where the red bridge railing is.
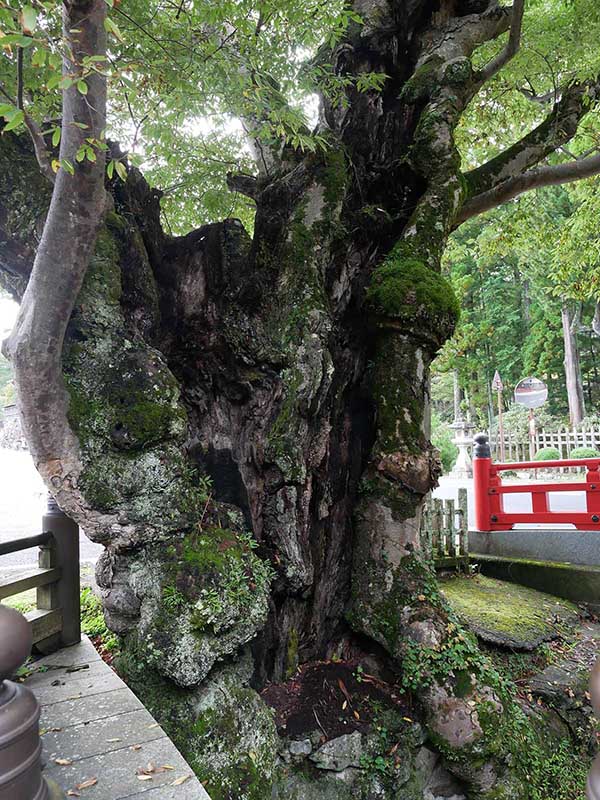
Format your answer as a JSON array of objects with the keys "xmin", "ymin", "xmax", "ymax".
[{"xmin": 473, "ymin": 433, "xmax": 600, "ymax": 532}]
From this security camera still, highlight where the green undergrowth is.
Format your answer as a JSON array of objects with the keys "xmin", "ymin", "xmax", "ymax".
[
  {"xmin": 80, "ymin": 587, "xmax": 120, "ymax": 652},
  {"xmin": 354, "ymin": 556, "xmax": 590, "ymax": 799},
  {"xmin": 160, "ymin": 526, "xmax": 275, "ymax": 635}
]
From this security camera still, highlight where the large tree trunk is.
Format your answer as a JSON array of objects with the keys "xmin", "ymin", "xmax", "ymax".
[
  {"xmin": 2, "ymin": 2, "xmax": 592, "ymax": 799},
  {"xmin": 561, "ymin": 302, "xmax": 585, "ymax": 426}
]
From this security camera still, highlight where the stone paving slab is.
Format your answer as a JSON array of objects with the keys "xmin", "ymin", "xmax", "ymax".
[
  {"xmin": 24, "ymin": 637, "xmax": 210, "ymax": 799},
  {"xmin": 441, "ymin": 574, "xmax": 579, "ymax": 649}
]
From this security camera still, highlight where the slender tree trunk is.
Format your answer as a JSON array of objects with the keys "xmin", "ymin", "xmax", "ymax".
[
  {"xmin": 453, "ymin": 369, "xmax": 463, "ymax": 423},
  {"xmin": 561, "ymin": 302, "xmax": 585, "ymax": 426}
]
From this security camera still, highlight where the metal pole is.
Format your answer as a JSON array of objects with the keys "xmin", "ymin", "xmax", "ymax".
[
  {"xmin": 0, "ymin": 605, "xmax": 64, "ymax": 799},
  {"xmin": 528, "ymin": 409, "xmax": 536, "ymax": 461},
  {"xmin": 42, "ymin": 496, "xmax": 80, "ymax": 647}
]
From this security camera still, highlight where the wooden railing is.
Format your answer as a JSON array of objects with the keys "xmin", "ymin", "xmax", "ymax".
[
  {"xmin": 420, "ymin": 488, "xmax": 469, "ymax": 568},
  {"xmin": 0, "ymin": 495, "xmax": 80, "ymax": 652},
  {"xmin": 473, "ymin": 433, "xmax": 600, "ymax": 531}
]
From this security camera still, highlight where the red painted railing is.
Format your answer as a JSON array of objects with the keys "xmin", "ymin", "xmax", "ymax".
[{"xmin": 473, "ymin": 433, "xmax": 600, "ymax": 532}]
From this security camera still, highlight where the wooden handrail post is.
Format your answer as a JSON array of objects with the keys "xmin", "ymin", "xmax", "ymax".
[{"xmin": 42, "ymin": 496, "xmax": 80, "ymax": 648}]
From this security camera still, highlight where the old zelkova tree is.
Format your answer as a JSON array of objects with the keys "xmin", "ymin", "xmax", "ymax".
[{"xmin": 1, "ymin": 0, "xmax": 600, "ymax": 797}]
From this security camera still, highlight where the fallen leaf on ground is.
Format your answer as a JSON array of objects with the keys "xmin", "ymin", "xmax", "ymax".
[
  {"xmin": 147, "ymin": 723, "xmax": 160, "ymax": 729},
  {"xmin": 172, "ymin": 775, "xmax": 192, "ymax": 786},
  {"xmin": 75, "ymin": 778, "xmax": 98, "ymax": 790},
  {"xmin": 55, "ymin": 758, "xmax": 73, "ymax": 766},
  {"xmin": 66, "ymin": 791, "xmax": 80, "ymax": 797},
  {"xmin": 106, "ymin": 738, "xmax": 121, "ymax": 743},
  {"xmin": 137, "ymin": 775, "xmax": 153, "ymax": 781},
  {"xmin": 130, "ymin": 744, "xmax": 142, "ymax": 751}
]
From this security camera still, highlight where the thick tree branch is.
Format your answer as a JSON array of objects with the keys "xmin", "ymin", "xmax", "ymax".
[
  {"xmin": 457, "ymin": 150, "xmax": 600, "ymax": 223},
  {"xmin": 1, "ymin": 69, "xmax": 55, "ymax": 185},
  {"xmin": 463, "ymin": 78, "xmax": 600, "ymax": 201},
  {"xmin": 3, "ymin": 0, "xmax": 107, "ymax": 484},
  {"xmin": 480, "ymin": 0, "xmax": 524, "ymax": 83}
]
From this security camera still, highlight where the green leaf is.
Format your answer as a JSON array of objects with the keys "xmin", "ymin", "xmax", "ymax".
[
  {"xmin": 0, "ymin": 103, "xmax": 15, "ymax": 117},
  {"xmin": 3, "ymin": 110, "xmax": 24, "ymax": 131},
  {"xmin": 75, "ymin": 146, "xmax": 86, "ymax": 163},
  {"xmin": 107, "ymin": 160, "xmax": 115, "ymax": 179},
  {"xmin": 115, "ymin": 161, "xmax": 127, "ymax": 181},
  {"xmin": 77, "ymin": 80, "xmax": 88, "ymax": 95},
  {"xmin": 31, "ymin": 48, "xmax": 46, "ymax": 67},
  {"xmin": 104, "ymin": 17, "xmax": 124, "ymax": 42},
  {"xmin": 0, "ymin": 34, "xmax": 35, "ymax": 47},
  {"xmin": 19, "ymin": 6, "xmax": 37, "ymax": 35},
  {"xmin": 60, "ymin": 159, "xmax": 74, "ymax": 175},
  {"xmin": 86, "ymin": 147, "xmax": 96, "ymax": 163},
  {"xmin": 51, "ymin": 127, "xmax": 61, "ymax": 147}
]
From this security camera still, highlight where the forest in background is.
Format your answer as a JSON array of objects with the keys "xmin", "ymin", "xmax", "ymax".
[{"xmin": 432, "ymin": 175, "xmax": 600, "ymax": 467}]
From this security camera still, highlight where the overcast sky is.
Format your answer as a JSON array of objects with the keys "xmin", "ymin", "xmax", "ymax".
[{"xmin": 0, "ymin": 296, "xmax": 17, "ymax": 341}]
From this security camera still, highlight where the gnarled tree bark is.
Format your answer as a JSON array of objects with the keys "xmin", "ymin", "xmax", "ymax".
[{"xmin": 1, "ymin": 2, "xmax": 597, "ymax": 798}]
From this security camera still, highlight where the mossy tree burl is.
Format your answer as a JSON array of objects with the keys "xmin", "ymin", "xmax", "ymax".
[{"xmin": 1, "ymin": 1, "xmax": 600, "ymax": 797}]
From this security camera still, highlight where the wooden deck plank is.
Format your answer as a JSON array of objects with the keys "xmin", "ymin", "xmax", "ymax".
[
  {"xmin": 26, "ymin": 658, "xmax": 107, "ymax": 690},
  {"xmin": 39, "ymin": 687, "xmax": 143, "ymax": 730},
  {"xmin": 41, "ymin": 709, "xmax": 168, "ymax": 762},
  {"xmin": 25, "ymin": 636, "xmax": 209, "ymax": 799},
  {"xmin": 42, "ymin": 735, "xmax": 202, "ymax": 799},
  {"xmin": 121, "ymin": 780, "xmax": 208, "ymax": 799},
  {"xmin": 32, "ymin": 636, "xmax": 102, "ymax": 668},
  {"xmin": 34, "ymin": 666, "xmax": 123, "ymax": 706}
]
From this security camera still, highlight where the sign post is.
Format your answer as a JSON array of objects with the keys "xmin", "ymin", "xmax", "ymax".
[
  {"xmin": 492, "ymin": 370, "xmax": 504, "ymax": 461},
  {"xmin": 514, "ymin": 377, "xmax": 548, "ymax": 460}
]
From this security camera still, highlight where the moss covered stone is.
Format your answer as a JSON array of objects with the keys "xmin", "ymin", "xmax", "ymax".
[
  {"xmin": 125, "ymin": 526, "xmax": 273, "ymax": 686},
  {"xmin": 440, "ymin": 575, "xmax": 579, "ymax": 650},
  {"xmin": 187, "ymin": 655, "xmax": 280, "ymax": 800}
]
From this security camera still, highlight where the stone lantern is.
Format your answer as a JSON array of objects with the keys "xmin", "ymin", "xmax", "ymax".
[{"xmin": 449, "ymin": 416, "xmax": 475, "ymax": 480}]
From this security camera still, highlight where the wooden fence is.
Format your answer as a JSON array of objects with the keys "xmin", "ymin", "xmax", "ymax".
[
  {"xmin": 420, "ymin": 488, "xmax": 469, "ymax": 569},
  {"xmin": 487, "ymin": 425, "xmax": 600, "ymax": 467},
  {"xmin": 0, "ymin": 496, "xmax": 80, "ymax": 652}
]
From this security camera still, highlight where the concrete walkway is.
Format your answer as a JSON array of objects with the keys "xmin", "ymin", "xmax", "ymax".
[{"xmin": 24, "ymin": 637, "xmax": 209, "ymax": 799}]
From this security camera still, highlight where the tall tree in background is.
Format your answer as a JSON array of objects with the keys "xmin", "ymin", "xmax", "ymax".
[
  {"xmin": 2, "ymin": 1, "xmax": 600, "ymax": 796},
  {"xmin": 439, "ymin": 181, "xmax": 600, "ymax": 427}
]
